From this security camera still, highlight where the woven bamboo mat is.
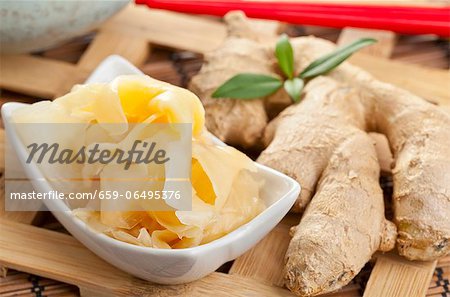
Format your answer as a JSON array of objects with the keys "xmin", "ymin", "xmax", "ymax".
[{"xmin": 0, "ymin": 14, "xmax": 449, "ymax": 297}]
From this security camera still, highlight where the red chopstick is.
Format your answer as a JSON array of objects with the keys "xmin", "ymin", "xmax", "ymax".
[
  {"xmin": 137, "ymin": 0, "xmax": 450, "ymax": 15},
  {"xmin": 137, "ymin": 1, "xmax": 449, "ymax": 24},
  {"xmin": 135, "ymin": 0, "xmax": 450, "ymax": 36},
  {"xmin": 135, "ymin": 0, "xmax": 450, "ymax": 19}
]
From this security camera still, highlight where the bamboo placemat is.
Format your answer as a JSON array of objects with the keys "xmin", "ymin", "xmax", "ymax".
[{"xmin": 0, "ymin": 6, "xmax": 449, "ymax": 297}]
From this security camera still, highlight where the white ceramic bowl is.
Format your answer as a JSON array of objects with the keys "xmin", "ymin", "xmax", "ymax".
[
  {"xmin": 0, "ymin": 1, "xmax": 129, "ymax": 53},
  {"xmin": 1, "ymin": 55, "xmax": 300, "ymax": 284}
]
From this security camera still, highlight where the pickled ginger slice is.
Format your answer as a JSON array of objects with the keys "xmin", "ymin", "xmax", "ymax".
[
  {"xmin": 192, "ymin": 140, "xmax": 257, "ymax": 209},
  {"xmin": 113, "ymin": 75, "xmax": 205, "ymax": 136}
]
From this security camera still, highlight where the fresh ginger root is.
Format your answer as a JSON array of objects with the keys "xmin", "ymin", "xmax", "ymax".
[
  {"xmin": 260, "ymin": 75, "xmax": 369, "ymax": 212},
  {"xmin": 191, "ymin": 12, "xmax": 449, "ymax": 296},
  {"xmin": 282, "ymin": 36, "xmax": 450, "ymax": 261},
  {"xmin": 261, "ymin": 76, "xmax": 397, "ymax": 296},
  {"xmin": 189, "ymin": 12, "xmax": 276, "ymax": 148},
  {"xmin": 285, "ymin": 130, "xmax": 396, "ymax": 295},
  {"xmin": 257, "ymin": 36, "xmax": 450, "ymax": 295},
  {"xmin": 331, "ymin": 60, "xmax": 450, "ymax": 261}
]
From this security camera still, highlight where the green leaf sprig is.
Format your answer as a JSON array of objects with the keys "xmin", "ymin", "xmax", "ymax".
[{"xmin": 212, "ymin": 36, "xmax": 376, "ymax": 103}]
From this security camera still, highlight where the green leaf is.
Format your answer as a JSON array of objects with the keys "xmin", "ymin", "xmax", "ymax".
[
  {"xmin": 284, "ymin": 78, "xmax": 304, "ymax": 103},
  {"xmin": 275, "ymin": 34, "xmax": 294, "ymax": 79},
  {"xmin": 212, "ymin": 73, "xmax": 282, "ymax": 100},
  {"xmin": 299, "ymin": 38, "xmax": 377, "ymax": 79}
]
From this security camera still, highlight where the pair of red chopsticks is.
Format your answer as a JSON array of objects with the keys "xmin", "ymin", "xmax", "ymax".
[{"xmin": 135, "ymin": 0, "xmax": 450, "ymax": 37}]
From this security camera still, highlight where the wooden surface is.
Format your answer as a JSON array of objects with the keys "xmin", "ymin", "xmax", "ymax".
[
  {"xmin": 229, "ymin": 215, "xmax": 299, "ymax": 287},
  {"xmin": 77, "ymin": 31, "xmax": 149, "ymax": 73},
  {"xmin": 0, "ymin": 55, "xmax": 87, "ymax": 99},
  {"xmin": 337, "ymin": 28, "xmax": 397, "ymax": 57},
  {"xmin": 0, "ymin": 219, "xmax": 293, "ymax": 297},
  {"xmin": 363, "ymin": 253, "xmax": 437, "ymax": 297},
  {"xmin": 102, "ymin": 5, "xmax": 226, "ymax": 53},
  {"xmin": 350, "ymin": 54, "xmax": 450, "ymax": 110},
  {"xmin": 0, "ymin": 3, "xmax": 449, "ymax": 297}
]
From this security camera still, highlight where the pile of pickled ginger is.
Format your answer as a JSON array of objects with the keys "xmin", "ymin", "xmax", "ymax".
[{"xmin": 12, "ymin": 75, "xmax": 265, "ymax": 249}]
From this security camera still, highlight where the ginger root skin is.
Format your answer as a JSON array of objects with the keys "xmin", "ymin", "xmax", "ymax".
[
  {"xmin": 374, "ymin": 84, "xmax": 450, "ymax": 260},
  {"xmin": 323, "ymin": 46, "xmax": 450, "ymax": 261},
  {"xmin": 269, "ymin": 77, "xmax": 396, "ymax": 296},
  {"xmin": 264, "ymin": 35, "xmax": 450, "ymax": 262},
  {"xmin": 285, "ymin": 130, "xmax": 395, "ymax": 295},
  {"xmin": 259, "ymin": 76, "xmax": 368, "ymax": 212},
  {"xmin": 260, "ymin": 35, "xmax": 448, "ymax": 295},
  {"xmin": 189, "ymin": 12, "xmax": 276, "ymax": 148}
]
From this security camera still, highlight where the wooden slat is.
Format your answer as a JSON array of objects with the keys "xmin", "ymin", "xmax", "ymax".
[
  {"xmin": 349, "ymin": 53, "xmax": 450, "ymax": 107},
  {"xmin": 0, "ymin": 183, "xmax": 38, "ymax": 281},
  {"xmin": 0, "ymin": 129, "xmax": 37, "ymax": 226},
  {"xmin": 0, "ymin": 129, "xmax": 40, "ymax": 277},
  {"xmin": 0, "ymin": 184, "xmax": 38, "ymax": 226},
  {"xmin": 337, "ymin": 28, "xmax": 396, "ymax": 58},
  {"xmin": 0, "ymin": 55, "xmax": 87, "ymax": 99},
  {"xmin": 393, "ymin": 42, "xmax": 449, "ymax": 70},
  {"xmin": 102, "ymin": 5, "xmax": 227, "ymax": 54},
  {"xmin": 364, "ymin": 253, "xmax": 437, "ymax": 297},
  {"xmin": 0, "ymin": 177, "xmax": 38, "ymax": 228},
  {"xmin": 0, "ymin": 210, "xmax": 39, "ymax": 278},
  {"xmin": 77, "ymin": 31, "xmax": 150, "ymax": 73},
  {"xmin": 0, "ymin": 219, "xmax": 295, "ymax": 297},
  {"xmin": 229, "ymin": 215, "xmax": 298, "ymax": 286}
]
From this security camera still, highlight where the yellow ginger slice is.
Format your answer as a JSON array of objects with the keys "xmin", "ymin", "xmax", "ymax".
[
  {"xmin": 174, "ymin": 142, "xmax": 265, "ymax": 246},
  {"xmin": 13, "ymin": 84, "xmax": 126, "ymax": 125},
  {"xmin": 137, "ymin": 227, "xmax": 153, "ymax": 247},
  {"xmin": 191, "ymin": 158, "xmax": 215, "ymax": 205},
  {"xmin": 192, "ymin": 139, "xmax": 257, "ymax": 209},
  {"xmin": 202, "ymin": 170, "xmax": 265, "ymax": 244},
  {"xmin": 85, "ymin": 139, "xmax": 264, "ymax": 249},
  {"xmin": 152, "ymin": 230, "xmax": 180, "ymax": 249},
  {"xmin": 113, "ymin": 75, "xmax": 205, "ymax": 136}
]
